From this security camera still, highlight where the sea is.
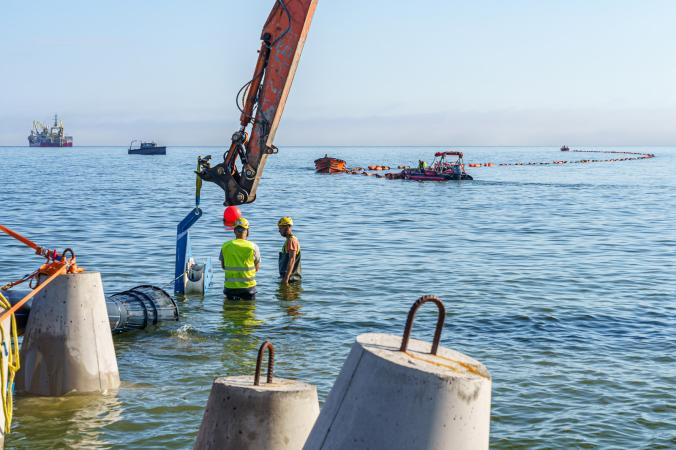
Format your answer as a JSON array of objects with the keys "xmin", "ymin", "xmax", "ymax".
[{"xmin": 0, "ymin": 146, "xmax": 674, "ymax": 449}]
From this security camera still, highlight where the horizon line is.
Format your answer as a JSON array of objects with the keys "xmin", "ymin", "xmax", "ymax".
[{"xmin": 1, "ymin": 144, "xmax": 674, "ymax": 149}]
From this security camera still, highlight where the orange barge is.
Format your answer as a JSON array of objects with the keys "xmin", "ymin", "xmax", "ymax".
[{"xmin": 314, "ymin": 155, "xmax": 347, "ymax": 173}]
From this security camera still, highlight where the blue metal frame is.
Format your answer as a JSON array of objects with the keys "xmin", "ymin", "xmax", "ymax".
[{"xmin": 174, "ymin": 207, "xmax": 202, "ymax": 293}]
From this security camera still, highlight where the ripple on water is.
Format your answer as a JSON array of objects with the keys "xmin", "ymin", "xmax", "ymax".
[{"xmin": 1, "ymin": 146, "xmax": 675, "ymax": 448}]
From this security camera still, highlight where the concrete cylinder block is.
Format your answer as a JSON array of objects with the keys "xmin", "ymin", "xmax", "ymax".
[
  {"xmin": 303, "ymin": 296, "xmax": 492, "ymax": 450},
  {"xmin": 16, "ymin": 272, "xmax": 120, "ymax": 396},
  {"xmin": 195, "ymin": 341, "xmax": 320, "ymax": 450}
]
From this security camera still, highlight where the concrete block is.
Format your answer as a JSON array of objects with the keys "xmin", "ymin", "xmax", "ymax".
[
  {"xmin": 195, "ymin": 375, "xmax": 319, "ymax": 450},
  {"xmin": 303, "ymin": 332, "xmax": 492, "ymax": 450},
  {"xmin": 16, "ymin": 272, "xmax": 120, "ymax": 396}
]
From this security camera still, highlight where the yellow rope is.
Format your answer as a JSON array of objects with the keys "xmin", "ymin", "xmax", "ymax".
[{"xmin": 0, "ymin": 292, "xmax": 20, "ymax": 434}]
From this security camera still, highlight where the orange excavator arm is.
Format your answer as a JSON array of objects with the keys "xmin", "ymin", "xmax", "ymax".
[{"xmin": 197, "ymin": 0, "xmax": 318, "ymax": 205}]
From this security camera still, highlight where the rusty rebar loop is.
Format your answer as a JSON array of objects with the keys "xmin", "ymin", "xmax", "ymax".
[
  {"xmin": 400, "ymin": 295, "xmax": 446, "ymax": 355},
  {"xmin": 62, "ymin": 247, "xmax": 75, "ymax": 264},
  {"xmin": 253, "ymin": 340, "xmax": 274, "ymax": 386}
]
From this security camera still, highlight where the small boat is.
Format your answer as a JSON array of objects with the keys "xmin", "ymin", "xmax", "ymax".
[
  {"xmin": 401, "ymin": 151, "xmax": 473, "ymax": 181},
  {"xmin": 128, "ymin": 140, "xmax": 166, "ymax": 155},
  {"xmin": 314, "ymin": 154, "xmax": 346, "ymax": 173},
  {"xmin": 560, "ymin": 145, "xmax": 570, "ymax": 152}
]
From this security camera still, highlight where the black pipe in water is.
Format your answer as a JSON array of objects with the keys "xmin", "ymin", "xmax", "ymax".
[{"xmin": 4, "ymin": 284, "xmax": 179, "ymax": 334}]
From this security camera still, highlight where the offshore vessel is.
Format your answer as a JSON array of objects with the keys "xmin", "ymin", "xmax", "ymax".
[
  {"xmin": 128, "ymin": 140, "xmax": 166, "ymax": 155},
  {"xmin": 27, "ymin": 115, "xmax": 73, "ymax": 147}
]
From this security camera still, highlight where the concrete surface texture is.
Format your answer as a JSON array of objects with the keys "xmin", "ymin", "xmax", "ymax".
[
  {"xmin": 195, "ymin": 375, "xmax": 320, "ymax": 450},
  {"xmin": 303, "ymin": 333, "xmax": 492, "ymax": 450},
  {"xmin": 15, "ymin": 272, "xmax": 120, "ymax": 396}
]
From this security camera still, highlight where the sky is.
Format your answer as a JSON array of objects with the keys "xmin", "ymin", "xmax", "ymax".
[{"xmin": 1, "ymin": 0, "xmax": 675, "ymax": 146}]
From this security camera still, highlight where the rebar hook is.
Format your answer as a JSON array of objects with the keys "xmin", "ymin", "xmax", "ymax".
[
  {"xmin": 400, "ymin": 295, "xmax": 446, "ymax": 355},
  {"xmin": 254, "ymin": 340, "xmax": 274, "ymax": 386}
]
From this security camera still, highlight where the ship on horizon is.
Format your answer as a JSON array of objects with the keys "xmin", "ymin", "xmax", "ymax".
[{"xmin": 28, "ymin": 114, "xmax": 73, "ymax": 147}]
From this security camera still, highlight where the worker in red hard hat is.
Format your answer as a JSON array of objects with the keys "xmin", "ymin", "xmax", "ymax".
[
  {"xmin": 220, "ymin": 217, "xmax": 260, "ymax": 300},
  {"xmin": 277, "ymin": 217, "xmax": 301, "ymax": 284}
]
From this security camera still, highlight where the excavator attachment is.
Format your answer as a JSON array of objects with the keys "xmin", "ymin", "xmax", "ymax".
[{"xmin": 198, "ymin": 0, "xmax": 318, "ymax": 205}]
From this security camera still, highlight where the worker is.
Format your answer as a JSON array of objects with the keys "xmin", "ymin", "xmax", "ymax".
[
  {"xmin": 220, "ymin": 217, "xmax": 260, "ymax": 300},
  {"xmin": 418, "ymin": 159, "xmax": 428, "ymax": 170},
  {"xmin": 277, "ymin": 217, "xmax": 302, "ymax": 284}
]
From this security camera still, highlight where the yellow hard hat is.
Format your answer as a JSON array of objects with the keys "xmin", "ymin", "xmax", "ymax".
[
  {"xmin": 278, "ymin": 216, "xmax": 293, "ymax": 227},
  {"xmin": 234, "ymin": 217, "xmax": 249, "ymax": 230}
]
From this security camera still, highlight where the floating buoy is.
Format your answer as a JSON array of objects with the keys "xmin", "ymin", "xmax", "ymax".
[
  {"xmin": 223, "ymin": 206, "xmax": 241, "ymax": 227},
  {"xmin": 304, "ymin": 296, "xmax": 491, "ymax": 450},
  {"xmin": 195, "ymin": 341, "xmax": 319, "ymax": 450}
]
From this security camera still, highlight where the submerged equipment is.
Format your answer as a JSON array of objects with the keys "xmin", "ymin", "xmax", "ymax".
[
  {"xmin": 4, "ymin": 284, "xmax": 179, "ymax": 335},
  {"xmin": 106, "ymin": 285, "xmax": 179, "ymax": 333},
  {"xmin": 174, "ymin": 157, "xmax": 214, "ymax": 295}
]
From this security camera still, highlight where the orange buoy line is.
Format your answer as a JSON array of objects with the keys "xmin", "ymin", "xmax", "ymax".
[
  {"xmin": 466, "ymin": 149, "xmax": 655, "ymax": 168},
  {"xmin": 337, "ymin": 149, "xmax": 655, "ymax": 181}
]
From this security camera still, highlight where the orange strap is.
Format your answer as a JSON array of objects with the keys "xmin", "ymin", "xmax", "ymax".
[
  {"xmin": 0, "ymin": 225, "xmax": 84, "ymax": 322},
  {"xmin": 0, "ymin": 225, "xmax": 40, "ymax": 252},
  {"xmin": 0, "ymin": 264, "xmax": 67, "ymax": 323}
]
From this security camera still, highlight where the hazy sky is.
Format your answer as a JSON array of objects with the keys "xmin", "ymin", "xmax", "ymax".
[{"xmin": 2, "ymin": 0, "xmax": 675, "ymax": 146}]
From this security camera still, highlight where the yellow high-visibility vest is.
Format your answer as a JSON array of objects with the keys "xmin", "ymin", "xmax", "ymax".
[{"xmin": 221, "ymin": 239, "xmax": 257, "ymax": 289}]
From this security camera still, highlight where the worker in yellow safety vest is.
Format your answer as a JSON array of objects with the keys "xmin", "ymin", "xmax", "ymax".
[
  {"xmin": 278, "ymin": 216, "xmax": 302, "ymax": 284},
  {"xmin": 220, "ymin": 217, "xmax": 261, "ymax": 300}
]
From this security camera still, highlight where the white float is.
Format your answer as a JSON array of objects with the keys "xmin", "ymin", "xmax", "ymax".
[
  {"xmin": 195, "ymin": 341, "xmax": 320, "ymax": 450},
  {"xmin": 303, "ymin": 296, "xmax": 492, "ymax": 450}
]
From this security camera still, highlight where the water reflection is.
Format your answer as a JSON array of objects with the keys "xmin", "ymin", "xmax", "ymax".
[
  {"xmin": 10, "ymin": 393, "xmax": 122, "ymax": 449},
  {"xmin": 216, "ymin": 300, "xmax": 264, "ymax": 375},
  {"xmin": 220, "ymin": 300, "xmax": 263, "ymax": 334},
  {"xmin": 276, "ymin": 282, "xmax": 303, "ymax": 317}
]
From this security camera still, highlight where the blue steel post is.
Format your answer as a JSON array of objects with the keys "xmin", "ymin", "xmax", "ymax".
[
  {"xmin": 174, "ymin": 207, "xmax": 202, "ymax": 294},
  {"xmin": 175, "ymin": 157, "xmax": 206, "ymax": 294}
]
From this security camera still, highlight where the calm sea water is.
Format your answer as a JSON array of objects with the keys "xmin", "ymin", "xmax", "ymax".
[{"xmin": 0, "ymin": 146, "xmax": 674, "ymax": 449}]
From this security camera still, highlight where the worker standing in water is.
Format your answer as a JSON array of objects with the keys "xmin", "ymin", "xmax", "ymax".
[
  {"xmin": 278, "ymin": 217, "xmax": 302, "ymax": 284},
  {"xmin": 220, "ymin": 217, "xmax": 260, "ymax": 300}
]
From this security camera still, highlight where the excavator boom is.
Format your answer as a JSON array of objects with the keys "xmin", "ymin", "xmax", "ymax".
[{"xmin": 198, "ymin": 0, "xmax": 318, "ymax": 205}]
